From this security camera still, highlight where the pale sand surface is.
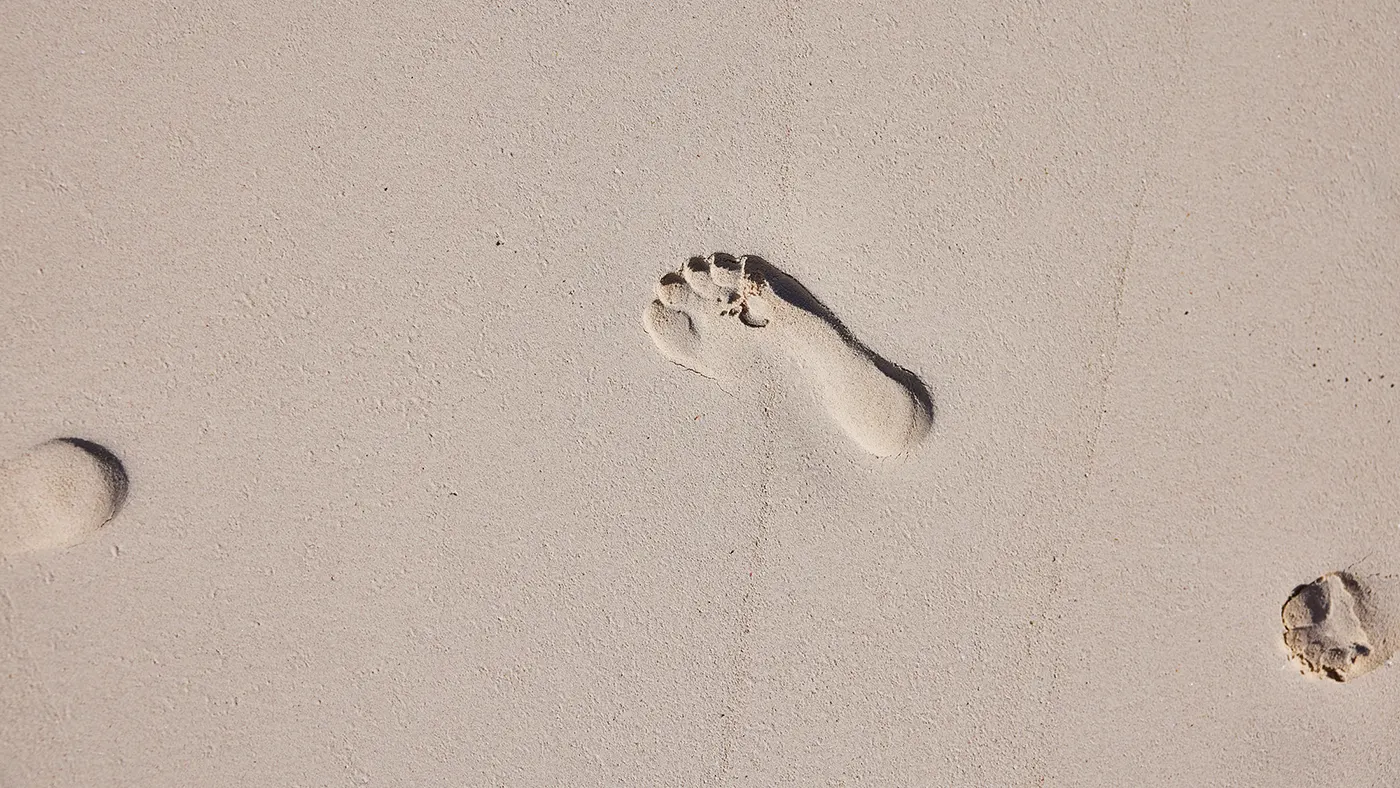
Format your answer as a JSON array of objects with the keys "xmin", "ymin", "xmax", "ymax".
[{"xmin": 3, "ymin": 1, "xmax": 1399, "ymax": 785}]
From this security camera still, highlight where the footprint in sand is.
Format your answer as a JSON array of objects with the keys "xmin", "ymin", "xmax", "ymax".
[
  {"xmin": 0, "ymin": 438, "xmax": 129, "ymax": 556},
  {"xmin": 1282, "ymin": 570, "xmax": 1399, "ymax": 681},
  {"xmin": 642, "ymin": 253, "xmax": 932, "ymax": 457}
]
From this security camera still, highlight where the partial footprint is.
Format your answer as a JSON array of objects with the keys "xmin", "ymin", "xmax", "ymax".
[
  {"xmin": 1282, "ymin": 571, "xmax": 1399, "ymax": 681},
  {"xmin": 642, "ymin": 253, "xmax": 932, "ymax": 457},
  {"xmin": 0, "ymin": 438, "xmax": 129, "ymax": 556}
]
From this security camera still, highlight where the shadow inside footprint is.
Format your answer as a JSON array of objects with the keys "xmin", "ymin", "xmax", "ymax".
[{"xmin": 57, "ymin": 437, "xmax": 131, "ymax": 515}]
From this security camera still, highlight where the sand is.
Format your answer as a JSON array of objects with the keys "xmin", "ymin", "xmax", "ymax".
[{"xmin": 3, "ymin": 0, "xmax": 1399, "ymax": 784}]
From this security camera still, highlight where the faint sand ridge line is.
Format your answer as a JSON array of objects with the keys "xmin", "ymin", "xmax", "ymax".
[{"xmin": 711, "ymin": 409, "xmax": 775, "ymax": 785}]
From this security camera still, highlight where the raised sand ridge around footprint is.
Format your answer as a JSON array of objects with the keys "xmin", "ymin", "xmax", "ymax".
[{"xmin": 643, "ymin": 253, "xmax": 931, "ymax": 457}]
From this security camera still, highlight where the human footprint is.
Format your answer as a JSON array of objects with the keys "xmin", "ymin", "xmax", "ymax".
[
  {"xmin": 642, "ymin": 253, "xmax": 932, "ymax": 457},
  {"xmin": 1282, "ymin": 570, "xmax": 1400, "ymax": 681},
  {"xmin": 0, "ymin": 438, "xmax": 129, "ymax": 556}
]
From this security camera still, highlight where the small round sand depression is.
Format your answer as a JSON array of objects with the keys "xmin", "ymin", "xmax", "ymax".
[{"xmin": 0, "ymin": 438, "xmax": 129, "ymax": 556}]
